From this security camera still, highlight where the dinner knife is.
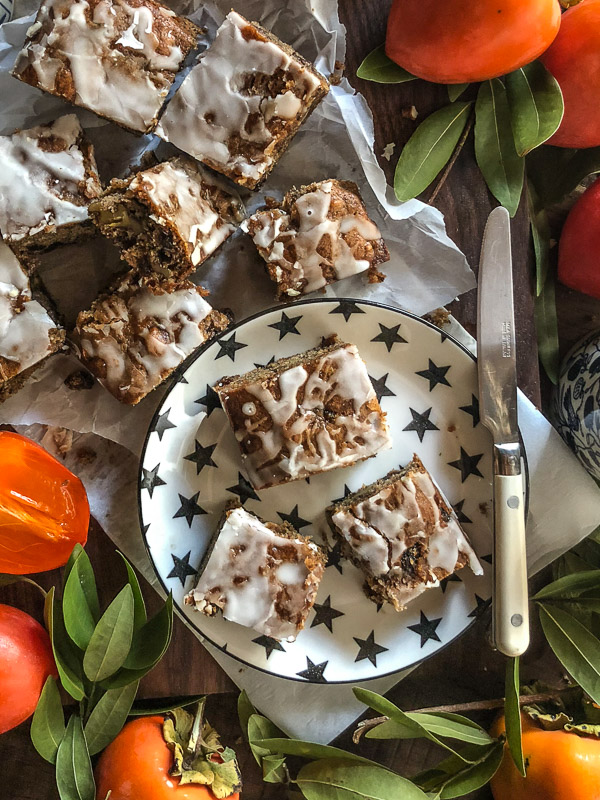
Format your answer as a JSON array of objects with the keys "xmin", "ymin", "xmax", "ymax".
[{"xmin": 477, "ymin": 206, "xmax": 529, "ymax": 657}]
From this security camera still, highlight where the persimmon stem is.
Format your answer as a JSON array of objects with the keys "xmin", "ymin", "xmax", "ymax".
[{"xmin": 428, "ymin": 109, "xmax": 475, "ymax": 205}]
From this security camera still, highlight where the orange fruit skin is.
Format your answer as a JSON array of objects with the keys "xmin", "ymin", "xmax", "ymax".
[
  {"xmin": 385, "ymin": 0, "xmax": 561, "ymax": 84},
  {"xmin": 95, "ymin": 716, "xmax": 240, "ymax": 800},
  {"xmin": 491, "ymin": 713, "xmax": 600, "ymax": 800},
  {"xmin": 0, "ymin": 604, "xmax": 57, "ymax": 734},
  {"xmin": 541, "ymin": 0, "xmax": 600, "ymax": 147}
]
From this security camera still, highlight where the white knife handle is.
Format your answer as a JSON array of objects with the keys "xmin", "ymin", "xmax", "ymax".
[{"xmin": 493, "ymin": 468, "xmax": 529, "ymax": 657}]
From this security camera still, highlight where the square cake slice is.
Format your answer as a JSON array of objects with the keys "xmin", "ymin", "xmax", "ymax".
[
  {"xmin": 243, "ymin": 180, "xmax": 390, "ymax": 300},
  {"xmin": 11, "ymin": 0, "xmax": 201, "ymax": 134},
  {"xmin": 0, "ymin": 240, "xmax": 65, "ymax": 402},
  {"xmin": 0, "ymin": 115, "xmax": 102, "ymax": 255},
  {"xmin": 326, "ymin": 455, "xmax": 483, "ymax": 611},
  {"xmin": 157, "ymin": 10, "xmax": 329, "ymax": 189},
  {"xmin": 73, "ymin": 273, "xmax": 231, "ymax": 404},
  {"xmin": 215, "ymin": 337, "xmax": 392, "ymax": 490},
  {"xmin": 89, "ymin": 156, "xmax": 245, "ymax": 285},
  {"xmin": 185, "ymin": 505, "xmax": 326, "ymax": 642}
]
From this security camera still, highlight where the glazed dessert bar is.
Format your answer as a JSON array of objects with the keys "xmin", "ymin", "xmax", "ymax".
[
  {"xmin": 0, "ymin": 240, "xmax": 65, "ymax": 402},
  {"xmin": 215, "ymin": 338, "xmax": 392, "ymax": 490},
  {"xmin": 11, "ymin": 0, "xmax": 201, "ymax": 134},
  {"xmin": 326, "ymin": 455, "xmax": 483, "ymax": 611},
  {"xmin": 73, "ymin": 273, "xmax": 231, "ymax": 405},
  {"xmin": 0, "ymin": 115, "xmax": 102, "ymax": 255},
  {"xmin": 244, "ymin": 180, "xmax": 390, "ymax": 299},
  {"xmin": 157, "ymin": 10, "xmax": 330, "ymax": 189},
  {"xmin": 185, "ymin": 505, "xmax": 326, "ymax": 642},
  {"xmin": 89, "ymin": 157, "xmax": 245, "ymax": 285}
]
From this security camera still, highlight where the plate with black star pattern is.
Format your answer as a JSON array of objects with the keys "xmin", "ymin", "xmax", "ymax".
[{"xmin": 139, "ymin": 298, "xmax": 516, "ymax": 684}]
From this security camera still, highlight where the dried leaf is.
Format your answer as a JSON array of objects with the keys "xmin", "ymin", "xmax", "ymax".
[
  {"xmin": 506, "ymin": 61, "xmax": 564, "ymax": 156},
  {"xmin": 393, "ymin": 101, "xmax": 472, "ymax": 201},
  {"xmin": 356, "ymin": 45, "xmax": 416, "ymax": 84},
  {"xmin": 475, "ymin": 79, "xmax": 524, "ymax": 216}
]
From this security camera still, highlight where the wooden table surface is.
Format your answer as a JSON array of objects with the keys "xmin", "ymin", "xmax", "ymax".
[{"xmin": 3, "ymin": 1, "xmax": 595, "ymax": 798}]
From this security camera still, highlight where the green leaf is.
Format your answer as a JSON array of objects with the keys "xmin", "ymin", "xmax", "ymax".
[
  {"xmin": 84, "ymin": 681, "xmax": 139, "ymax": 755},
  {"xmin": 262, "ymin": 753, "xmax": 287, "ymax": 783},
  {"xmin": 64, "ymin": 543, "xmax": 85, "ymax": 584},
  {"xmin": 55, "ymin": 716, "xmax": 95, "ymax": 800},
  {"xmin": 63, "ymin": 549, "xmax": 100, "ymax": 651},
  {"xmin": 248, "ymin": 715, "xmax": 287, "ymax": 762},
  {"xmin": 100, "ymin": 665, "xmax": 156, "ymax": 690},
  {"xmin": 31, "ymin": 676, "xmax": 65, "ymax": 764},
  {"xmin": 237, "ymin": 690, "xmax": 256, "ymax": 738},
  {"xmin": 356, "ymin": 45, "xmax": 416, "ymax": 84},
  {"xmin": 504, "ymin": 657, "xmax": 525, "ymax": 776},
  {"xmin": 122, "ymin": 593, "xmax": 172, "ymax": 670},
  {"xmin": 394, "ymin": 102, "xmax": 472, "ymax": 201},
  {"xmin": 505, "ymin": 61, "xmax": 563, "ymax": 156},
  {"xmin": 438, "ymin": 742, "xmax": 504, "ymax": 798},
  {"xmin": 83, "ymin": 585, "xmax": 134, "ymax": 683},
  {"xmin": 117, "ymin": 552, "xmax": 146, "ymax": 631},
  {"xmin": 256, "ymin": 738, "xmax": 376, "ymax": 766},
  {"xmin": 528, "ymin": 184, "xmax": 551, "ymax": 296},
  {"xmin": 47, "ymin": 587, "xmax": 86, "ymax": 702},
  {"xmin": 366, "ymin": 712, "xmax": 492, "ymax": 746},
  {"xmin": 448, "ymin": 84, "xmax": 469, "ymax": 102},
  {"xmin": 573, "ymin": 538, "xmax": 600, "ymax": 569},
  {"xmin": 296, "ymin": 759, "xmax": 428, "ymax": 800},
  {"xmin": 475, "ymin": 79, "xmax": 524, "ymax": 216},
  {"xmin": 129, "ymin": 694, "xmax": 207, "ymax": 716},
  {"xmin": 534, "ymin": 570, "xmax": 600, "ymax": 601},
  {"xmin": 535, "ymin": 271, "xmax": 560, "ymax": 385},
  {"xmin": 539, "ymin": 604, "xmax": 600, "ymax": 704}
]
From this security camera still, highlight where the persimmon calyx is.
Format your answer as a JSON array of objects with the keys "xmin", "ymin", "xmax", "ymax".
[{"xmin": 163, "ymin": 701, "xmax": 242, "ymax": 798}]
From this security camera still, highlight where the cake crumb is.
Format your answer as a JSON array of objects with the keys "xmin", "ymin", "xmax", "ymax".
[
  {"xmin": 381, "ymin": 142, "xmax": 395, "ymax": 161},
  {"xmin": 479, "ymin": 502, "xmax": 489, "ymax": 516},
  {"xmin": 64, "ymin": 369, "xmax": 95, "ymax": 390},
  {"xmin": 402, "ymin": 105, "xmax": 419, "ymax": 120},
  {"xmin": 424, "ymin": 307, "xmax": 451, "ymax": 329},
  {"xmin": 448, "ymin": 423, "xmax": 456, "ymax": 433}
]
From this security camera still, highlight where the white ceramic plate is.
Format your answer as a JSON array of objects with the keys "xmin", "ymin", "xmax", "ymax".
[{"xmin": 139, "ymin": 299, "xmax": 501, "ymax": 683}]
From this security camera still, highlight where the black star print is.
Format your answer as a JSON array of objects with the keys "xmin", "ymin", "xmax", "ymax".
[
  {"xmin": 369, "ymin": 373, "xmax": 396, "ymax": 403},
  {"xmin": 226, "ymin": 472, "xmax": 260, "ymax": 503},
  {"xmin": 252, "ymin": 635, "xmax": 285, "ymax": 659},
  {"xmin": 167, "ymin": 551, "xmax": 198, "ymax": 587},
  {"xmin": 453, "ymin": 500, "xmax": 472, "ymax": 524},
  {"xmin": 173, "ymin": 492, "xmax": 207, "ymax": 527},
  {"xmin": 331, "ymin": 485, "xmax": 352, "ymax": 504},
  {"xmin": 153, "ymin": 410, "xmax": 176, "ymax": 441},
  {"xmin": 215, "ymin": 332, "xmax": 247, "ymax": 361},
  {"xmin": 481, "ymin": 553, "xmax": 493, "ymax": 565},
  {"xmin": 440, "ymin": 572, "xmax": 462, "ymax": 593},
  {"xmin": 179, "ymin": 376, "xmax": 189, "ymax": 384},
  {"xmin": 296, "ymin": 657, "xmax": 328, "ymax": 683},
  {"xmin": 326, "ymin": 540, "xmax": 344, "ymax": 574},
  {"xmin": 141, "ymin": 523, "xmax": 150, "ymax": 537},
  {"xmin": 408, "ymin": 611, "xmax": 442, "ymax": 647},
  {"xmin": 416, "ymin": 359, "xmax": 451, "ymax": 391},
  {"xmin": 440, "ymin": 330, "xmax": 450, "ymax": 343},
  {"xmin": 268, "ymin": 312, "xmax": 302, "ymax": 340},
  {"xmin": 254, "ymin": 356, "xmax": 276, "ymax": 369},
  {"xmin": 448, "ymin": 447, "xmax": 484, "ymax": 482},
  {"xmin": 376, "ymin": 602, "xmax": 384, "ymax": 613},
  {"xmin": 354, "ymin": 630, "xmax": 389, "ymax": 667},
  {"xmin": 403, "ymin": 407, "xmax": 439, "ymax": 442},
  {"xmin": 329, "ymin": 300, "xmax": 366, "ymax": 323},
  {"xmin": 184, "ymin": 441, "xmax": 217, "ymax": 474},
  {"xmin": 468, "ymin": 595, "xmax": 491, "ymax": 618},
  {"xmin": 371, "ymin": 323, "xmax": 407, "ymax": 352},
  {"xmin": 140, "ymin": 465, "xmax": 166, "ymax": 498},
  {"xmin": 459, "ymin": 395, "xmax": 480, "ymax": 427},
  {"xmin": 310, "ymin": 596, "xmax": 344, "ymax": 632},
  {"xmin": 277, "ymin": 505, "xmax": 311, "ymax": 530},
  {"xmin": 194, "ymin": 385, "xmax": 221, "ymax": 417}
]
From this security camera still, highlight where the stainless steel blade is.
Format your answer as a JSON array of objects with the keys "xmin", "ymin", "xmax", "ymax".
[{"xmin": 477, "ymin": 206, "xmax": 519, "ymax": 446}]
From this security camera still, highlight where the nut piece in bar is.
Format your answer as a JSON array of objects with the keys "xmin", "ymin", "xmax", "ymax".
[
  {"xmin": 0, "ymin": 240, "xmax": 65, "ymax": 402},
  {"xmin": 215, "ymin": 338, "xmax": 392, "ymax": 490},
  {"xmin": 73, "ymin": 273, "xmax": 231, "ymax": 405},
  {"xmin": 326, "ymin": 455, "xmax": 483, "ymax": 611},
  {"xmin": 89, "ymin": 156, "xmax": 245, "ymax": 285},
  {"xmin": 243, "ymin": 180, "xmax": 390, "ymax": 300},
  {"xmin": 185, "ymin": 505, "xmax": 326, "ymax": 642},
  {"xmin": 11, "ymin": 0, "xmax": 201, "ymax": 134},
  {"xmin": 157, "ymin": 10, "xmax": 330, "ymax": 189},
  {"xmin": 0, "ymin": 115, "xmax": 102, "ymax": 256}
]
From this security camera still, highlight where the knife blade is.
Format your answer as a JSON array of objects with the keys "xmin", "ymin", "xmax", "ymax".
[{"xmin": 477, "ymin": 206, "xmax": 529, "ymax": 657}]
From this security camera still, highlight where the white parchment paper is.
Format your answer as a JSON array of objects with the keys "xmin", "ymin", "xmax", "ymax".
[{"xmin": 2, "ymin": 0, "xmax": 600, "ymax": 743}]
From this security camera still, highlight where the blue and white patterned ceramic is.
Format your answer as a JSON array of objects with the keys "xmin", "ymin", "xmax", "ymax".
[
  {"xmin": 0, "ymin": 0, "xmax": 13, "ymax": 25},
  {"xmin": 555, "ymin": 330, "xmax": 600, "ymax": 482},
  {"xmin": 138, "ymin": 299, "xmax": 503, "ymax": 683}
]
